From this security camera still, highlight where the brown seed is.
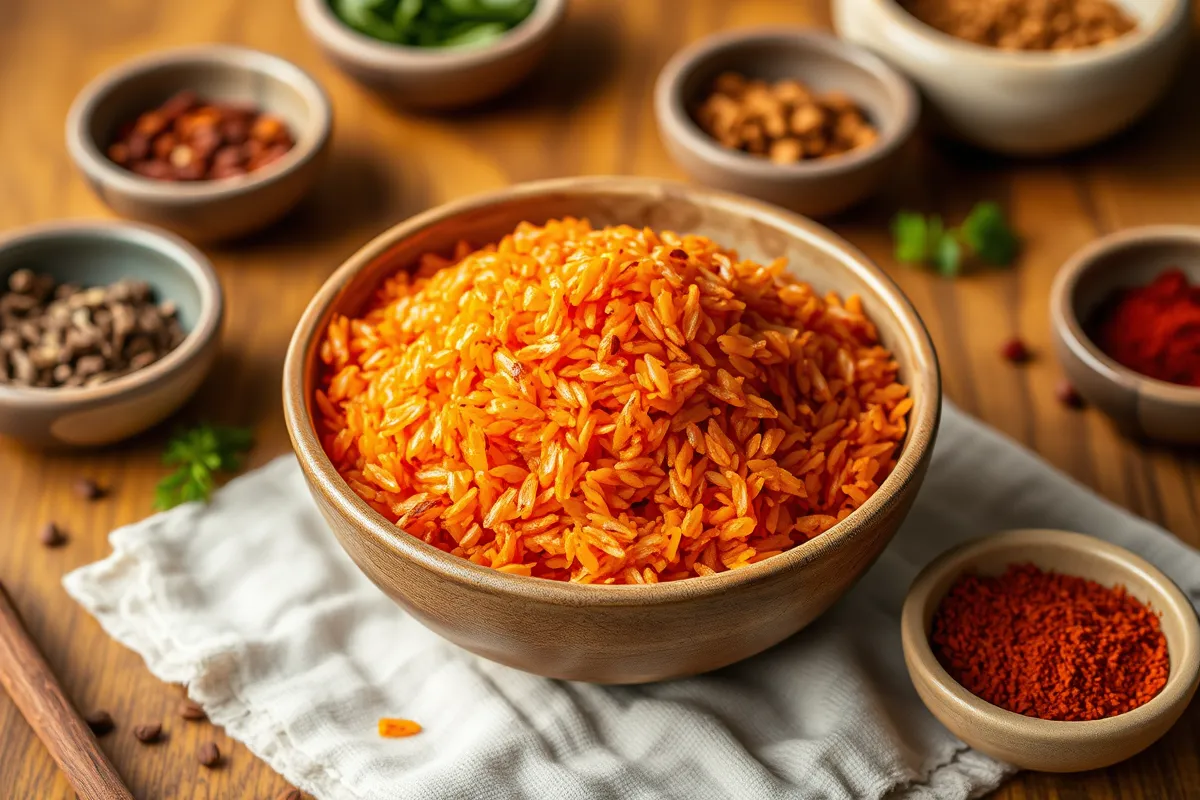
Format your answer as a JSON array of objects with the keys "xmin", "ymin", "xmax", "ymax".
[
  {"xmin": 197, "ymin": 741, "xmax": 221, "ymax": 768},
  {"xmin": 85, "ymin": 710, "xmax": 114, "ymax": 736},
  {"xmin": 768, "ymin": 138, "xmax": 803, "ymax": 164},
  {"xmin": 159, "ymin": 90, "xmax": 199, "ymax": 121},
  {"xmin": 134, "ymin": 111, "xmax": 168, "ymax": 138},
  {"xmin": 1000, "ymin": 337, "xmax": 1032, "ymax": 364},
  {"xmin": 169, "ymin": 144, "xmax": 195, "ymax": 168},
  {"xmin": 106, "ymin": 142, "xmax": 131, "ymax": 166},
  {"xmin": 257, "ymin": 144, "xmax": 291, "ymax": 170},
  {"xmin": 212, "ymin": 145, "xmax": 246, "ymax": 170},
  {"xmin": 789, "ymin": 104, "xmax": 825, "ymax": 136},
  {"xmin": 74, "ymin": 478, "xmax": 105, "ymax": 501},
  {"xmin": 219, "ymin": 116, "xmax": 250, "ymax": 145},
  {"xmin": 179, "ymin": 698, "xmax": 207, "ymax": 721},
  {"xmin": 133, "ymin": 722, "xmax": 163, "ymax": 743},
  {"xmin": 1055, "ymin": 379, "xmax": 1086, "ymax": 409},
  {"xmin": 39, "ymin": 522, "xmax": 67, "ymax": 548},
  {"xmin": 276, "ymin": 791, "xmax": 303, "ymax": 800},
  {"xmin": 250, "ymin": 115, "xmax": 286, "ymax": 144},
  {"xmin": 132, "ymin": 160, "xmax": 174, "ymax": 180},
  {"xmin": 126, "ymin": 133, "xmax": 151, "ymax": 162},
  {"xmin": 153, "ymin": 132, "xmax": 179, "ymax": 161}
]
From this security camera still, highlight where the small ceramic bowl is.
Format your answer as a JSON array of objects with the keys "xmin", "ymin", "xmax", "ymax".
[
  {"xmin": 1050, "ymin": 226, "xmax": 1200, "ymax": 445},
  {"xmin": 66, "ymin": 45, "xmax": 333, "ymax": 242},
  {"xmin": 902, "ymin": 529, "xmax": 1200, "ymax": 772},
  {"xmin": 833, "ymin": 0, "xmax": 1189, "ymax": 155},
  {"xmin": 296, "ymin": 0, "xmax": 567, "ymax": 109},
  {"xmin": 0, "ymin": 220, "xmax": 223, "ymax": 448},
  {"xmin": 654, "ymin": 29, "xmax": 919, "ymax": 218},
  {"xmin": 283, "ymin": 176, "xmax": 942, "ymax": 683}
]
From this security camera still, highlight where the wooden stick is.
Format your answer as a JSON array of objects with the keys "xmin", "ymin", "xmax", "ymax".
[{"xmin": 0, "ymin": 581, "xmax": 133, "ymax": 800}]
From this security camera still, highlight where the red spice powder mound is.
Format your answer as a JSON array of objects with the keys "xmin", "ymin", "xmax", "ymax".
[
  {"xmin": 1095, "ymin": 268, "xmax": 1200, "ymax": 388},
  {"xmin": 930, "ymin": 563, "xmax": 1170, "ymax": 721}
]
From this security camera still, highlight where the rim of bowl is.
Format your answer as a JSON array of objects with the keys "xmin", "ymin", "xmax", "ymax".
[
  {"xmin": 1051, "ymin": 225, "xmax": 1200, "ymax": 403},
  {"xmin": 0, "ymin": 219, "xmax": 223, "ymax": 408},
  {"xmin": 867, "ymin": 0, "xmax": 1185, "ymax": 69},
  {"xmin": 65, "ymin": 44, "xmax": 333, "ymax": 203},
  {"xmin": 283, "ymin": 175, "xmax": 942, "ymax": 607},
  {"xmin": 902, "ymin": 529, "xmax": 1200, "ymax": 737},
  {"xmin": 296, "ymin": 0, "xmax": 567, "ymax": 69},
  {"xmin": 654, "ymin": 28, "xmax": 920, "ymax": 180}
]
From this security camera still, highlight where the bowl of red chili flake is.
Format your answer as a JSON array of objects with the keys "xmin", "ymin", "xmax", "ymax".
[
  {"xmin": 902, "ymin": 529, "xmax": 1200, "ymax": 773},
  {"xmin": 66, "ymin": 45, "xmax": 333, "ymax": 242},
  {"xmin": 1050, "ymin": 226, "xmax": 1200, "ymax": 445}
]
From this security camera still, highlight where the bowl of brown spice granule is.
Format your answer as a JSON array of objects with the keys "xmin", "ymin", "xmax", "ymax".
[
  {"xmin": 654, "ymin": 29, "xmax": 919, "ymax": 218},
  {"xmin": 833, "ymin": 0, "xmax": 1189, "ymax": 155}
]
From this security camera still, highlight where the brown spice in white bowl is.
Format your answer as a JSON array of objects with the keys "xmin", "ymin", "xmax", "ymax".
[
  {"xmin": 694, "ymin": 72, "xmax": 879, "ymax": 163},
  {"xmin": 899, "ymin": 0, "xmax": 1137, "ymax": 51}
]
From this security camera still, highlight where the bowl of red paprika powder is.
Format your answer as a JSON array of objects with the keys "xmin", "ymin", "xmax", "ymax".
[
  {"xmin": 901, "ymin": 529, "xmax": 1200, "ymax": 773},
  {"xmin": 1050, "ymin": 226, "xmax": 1200, "ymax": 445}
]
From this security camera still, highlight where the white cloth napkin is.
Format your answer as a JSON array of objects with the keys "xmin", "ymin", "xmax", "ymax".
[{"xmin": 64, "ymin": 403, "xmax": 1200, "ymax": 800}]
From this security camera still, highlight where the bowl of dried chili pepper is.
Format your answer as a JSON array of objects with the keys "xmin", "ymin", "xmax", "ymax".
[
  {"xmin": 66, "ymin": 45, "xmax": 333, "ymax": 243},
  {"xmin": 1050, "ymin": 225, "xmax": 1200, "ymax": 445},
  {"xmin": 901, "ymin": 529, "xmax": 1200, "ymax": 773}
]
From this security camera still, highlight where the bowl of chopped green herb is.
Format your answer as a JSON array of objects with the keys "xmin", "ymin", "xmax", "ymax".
[{"xmin": 297, "ymin": 0, "xmax": 566, "ymax": 109}]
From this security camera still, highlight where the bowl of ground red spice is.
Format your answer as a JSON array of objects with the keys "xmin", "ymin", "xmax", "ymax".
[
  {"xmin": 902, "ymin": 529, "xmax": 1200, "ymax": 773},
  {"xmin": 1050, "ymin": 225, "xmax": 1200, "ymax": 445},
  {"xmin": 832, "ymin": 0, "xmax": 1189, "ymax": 155},
  {"xmin": 66, "ymin": 45, "xmax": 332, "ymax": 242}
]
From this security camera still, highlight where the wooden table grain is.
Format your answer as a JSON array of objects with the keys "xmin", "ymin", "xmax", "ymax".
[{"xmin": 1, "ymin": 0, "xmax": 1197, "ymax": 798}]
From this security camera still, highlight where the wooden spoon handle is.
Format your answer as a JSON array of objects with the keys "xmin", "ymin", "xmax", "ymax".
[{"xmin": 0, "ymin": 581, "xmax": 133, "ymax": 800}]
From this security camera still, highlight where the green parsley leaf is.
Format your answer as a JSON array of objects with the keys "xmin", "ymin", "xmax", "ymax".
[
  {"xmin": 934, "ymin": 234, "xmax": 962, "ymax": 277},
  {"xmin": 891, "ymin": 211, "xmax": 930, "ymax": 264},
  {"xmin": 890, "ymin": 202, "xmax": 1020, "ymax": 275},
  {"xmin": 154, "ymin": 424, "xmax": 255, "ymax": 511},
  {"xmin": 960, "ymin": 201, "xmax": 1019, "ymax": 266}
]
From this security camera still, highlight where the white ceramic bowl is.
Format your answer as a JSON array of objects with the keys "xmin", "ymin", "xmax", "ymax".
[
  {"xmin": 1050, "ymin": 225, "xmax": 1200, "ymax": 444},
  {"xmin": 833, "ymin": 0, "xmax": 1190, "ymax": 155},
  {"xmin": 903, "ymin": 529, "xmax": 1200, "ymax": 772},
  {"xmin": 654, "ymin": 29, "xmax": 919, "ymax": 217},
  {"xmin": 66, "ymin": 45, "xmax": 333, "ymax": 242},
  {"xmin": 296, "ymin": 0, "xmax": 567, "ymax": 109}
]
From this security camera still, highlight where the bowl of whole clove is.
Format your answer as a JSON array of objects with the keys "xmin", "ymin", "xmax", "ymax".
[{"xmin": 0, "ymin": 220, "xmax": 222, "ymax": 448}]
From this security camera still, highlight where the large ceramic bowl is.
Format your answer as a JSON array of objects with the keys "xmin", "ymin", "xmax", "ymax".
[
  {"xmin": 833, "ymin": 0, "xmax": 1189, "ymax": 155},
  {"xmin": 283, "ymin": 177, "xmax": 941, "ymax": 683},
  {"xmin": 0, "ymin": 220, "xmax": 223, "ymax": 448}
]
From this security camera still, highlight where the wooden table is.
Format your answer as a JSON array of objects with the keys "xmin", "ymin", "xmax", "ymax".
[{"xmin": 1, "ymin": 0, "xmax": 1197, "ymax": 797}]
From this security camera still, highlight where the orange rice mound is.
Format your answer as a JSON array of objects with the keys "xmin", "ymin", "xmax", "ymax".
[{"xmin": 315, "ymin": 219, "xmax": 911, "ymax": 584}]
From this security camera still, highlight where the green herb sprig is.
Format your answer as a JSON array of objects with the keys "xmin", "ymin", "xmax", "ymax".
[
  {"xmin": 154, "ymin": 424, "xmax": 255, "ymax": 511},
  {"xmin": 891, "ymin": 201, "xmax": 1020, "ymax": 277}
]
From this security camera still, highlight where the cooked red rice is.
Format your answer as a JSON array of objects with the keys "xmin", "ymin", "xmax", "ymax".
[{"xmin": 315, "ymin": 219, "xmax": 911, "ymax": 584}]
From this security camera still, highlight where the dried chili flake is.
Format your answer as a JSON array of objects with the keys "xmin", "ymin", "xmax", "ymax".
[{"xmin": 931, "ymin": 563, "xmax": 1169, "ymax": 721}]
